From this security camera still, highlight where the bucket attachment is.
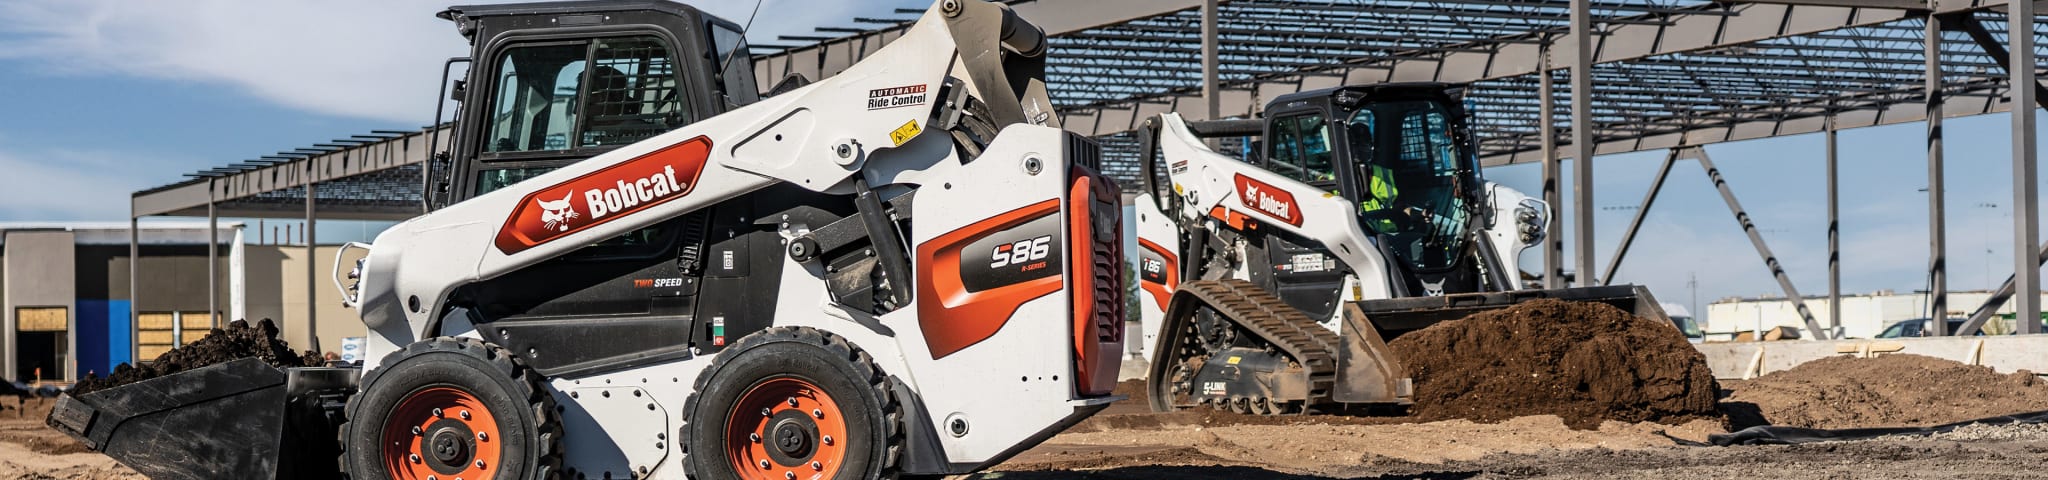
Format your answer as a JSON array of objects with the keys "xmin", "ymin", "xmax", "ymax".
[
  {"xmin": 1333, "ymin": 285, "xmax": 1667, "ymax": 404},
  {"xmin": 46, "ymin": 358, "xmax": 358, "ymax": 480}
]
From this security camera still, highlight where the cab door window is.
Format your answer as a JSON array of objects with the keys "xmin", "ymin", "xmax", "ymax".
[
  {"xmin": 479, "ymin": 35, "xmax": 690, "ymax": 160},
  {"xmin": 583, "ymin": 37, "xmax": 687, "ymax": 148},
  {"xmin": 1266, "ymin": 113, "xmax": 1335, "ymax": 184},
  {"xmin": 485, "ymin": 43, "xmax": 587, "ymax": 153}
]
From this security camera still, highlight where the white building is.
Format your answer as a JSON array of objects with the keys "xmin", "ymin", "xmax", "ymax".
[{"xmin": 1704, "ymin": 290, "xmax": 2048, "ymax": 339}]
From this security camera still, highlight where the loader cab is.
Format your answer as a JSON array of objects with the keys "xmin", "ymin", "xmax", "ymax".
[
  {"xmin": 1259, "ymin": 84, "xmax": 1488, "ymax": 297},
  {"xmin": 415, "ymin": 1, "xmax": 779, "ymax": 376},
  {"xmin": 434, "ymin": 0, "xmax": 757, "ymax": 209}
]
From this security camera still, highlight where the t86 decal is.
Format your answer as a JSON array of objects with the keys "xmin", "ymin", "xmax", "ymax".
[{"xmin": 494, "ymin": 136, "xmax": 711, "ymax": 255}]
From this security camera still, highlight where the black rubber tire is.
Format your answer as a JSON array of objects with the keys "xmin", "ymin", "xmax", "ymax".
[
  {"xmin": 683, "ymin": 327, "xmax": 902, "ymax": 480},
  {"xmin": 340, "ymin": 337, "xmax": 562, "ymax": 480}
]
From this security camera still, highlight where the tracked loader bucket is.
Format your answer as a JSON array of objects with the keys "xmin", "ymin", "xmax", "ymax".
[
  {"xmin": 45, "ymin": 357, "xmax": 357, "ymax": 480},
  {"xmin": 1333, "ymin": 285, "xmax": 1668, "ymax": 404}
]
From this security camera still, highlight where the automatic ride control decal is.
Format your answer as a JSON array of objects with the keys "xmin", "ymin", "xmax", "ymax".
[
  {"xmin": 916, "ymin": 199, "xmax": 1065, "ymax": 359},
  {"xmin": 1232, "ymin": 173, "xmax": 1304, "ymax": 226},
  {"xmin": 494, "ymin": 136, "xmax": 711, "ymax": 255},
  {"xmin": 868, "ymin": 84, "xmax": 929, "ymax": 111}
]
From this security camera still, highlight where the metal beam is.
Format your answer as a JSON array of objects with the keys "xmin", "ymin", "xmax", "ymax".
[
  {"xmin": 1602, "ymin": 147, "xmax": 1680, "ymax": 285},
  {"xmin": 208, "ymin": 184, "xmax": 219, "ymax": 329},
  {"xmin": 306, "ymin": 177, "xmax": 321, "ymax": 353},
  {"xmin": 1948, "ymin": 10, "xmax": 2048, "ymax": 335},
  {"xmin": 1541, "ymin": 43, "xmax": 1565, "ymax": 289},
  {"xmin": 1729, "ymin": 0, "xmax": 1929, "ymax": 8},
  {"xmin": 1927, "ymin": 11, "xmax": 1950, "ymax": 334},
  {"xmin": 132, "ymin": 126, "xmax": 443, "ymax": 218},
  {"xmin": 1201, "ymin": 0, "xmax": 1219, "ymax": 121},
  {"xmin": 128, "ymin": 215, "xmax": 139, "ymax": 364},
  {"xmin": 1060, "ymin": 0, "xmax": 2023, "ymax": 137},
  {"xmin": 1826, "ymin": 117, "xmax": 1841, "ymax": 333},
  {"xmin": 1959, "ymin": 242, "xmax": 2048, "ymax": 334},
  {"xmin": 1685, "ymin": 147, "xmax": 1831, "ymax": 339},
  {"xmin": 1571, "ymin": 0, "xmax": 1596, "ymax": 287},
  {"xmin": 2008, "ymin": 2, "xmax": 2041, "ymax": 334}
]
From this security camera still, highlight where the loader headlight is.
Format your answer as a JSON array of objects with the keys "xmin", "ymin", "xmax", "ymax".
[{"xmin": 1515, "ymin": 198, "xmax": 1546, "ymax": 246}]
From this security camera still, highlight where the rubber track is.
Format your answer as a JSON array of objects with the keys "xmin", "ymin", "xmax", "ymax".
[{"xmin": 1176, "ymin": 279, "xmax": 1344, "ymax": 409}]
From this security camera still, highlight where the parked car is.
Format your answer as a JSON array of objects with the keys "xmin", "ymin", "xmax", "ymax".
[
  {"xmin": 1660, "ymin": 303, "xmax": 1704, "ymax": 344},
  {"xmin": 1875, "ymin": 318, "xmax": 1977, "ymax": 338}
]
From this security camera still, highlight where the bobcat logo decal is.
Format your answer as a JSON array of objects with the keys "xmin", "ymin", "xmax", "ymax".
[{"xmin": 536, "ymin": 191, "xmax": 578, "ymax": 232}]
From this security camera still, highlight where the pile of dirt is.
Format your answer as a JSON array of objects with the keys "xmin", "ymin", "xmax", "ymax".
[
  {"xmin": 69, "ymin": 319, "xmax": 318, "ymax": 396},
  {"xmin": 1389, "ymin": 299, "xmax": 1720, "ymax": 430},
  {"xmin": 1723, "ymin": 354, "xmax": 2048, "ymax": 429}
]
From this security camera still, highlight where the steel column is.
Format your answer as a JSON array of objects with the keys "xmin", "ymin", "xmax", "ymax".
[
  {"xmin": 2009, "ymin": 3, "xmax": 2041, "ymax": 334},
  {"xmin": 128, "ymin": 215, "xmax": 139, "ymax": 363},
  {"xmin": 1201, "ymin": 0, "xmax": 1219, "ymax": 120},
  {"xmin": 1541, "ymin": 40, "xmax": 1565, "ymax": 289},
  {"xmin": 1570, "ymin": 0, "xmax": 1597, "ymax": 287},
  {"xmin": 1601, "ymin": 148, "xmax": 1679, "ymax": 286},
  {"xmin": 1688, "ymin": 147, "xmax": 1830, "ymax": 339},
  {"xmin": 306, "ymin": 177, "xmax": 321, "ymax": 352},
  {"xmin": 1949, "ymin": 12, "xmax": 2048, "ymax": 335},
  {"xmin": 1927, "ymin": 12, "xmax": 1950, "ymax": 335},
  {"xmin": 1826, "ymin": 118, "xmax": 1841, "ymax": 333},
  {"xmin": 207, "ymin": 183, "xmax": 219, "ymax": 329}
]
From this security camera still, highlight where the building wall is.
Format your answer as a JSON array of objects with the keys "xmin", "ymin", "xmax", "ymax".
[
  {"xmin": 77, "ymin": 244, "xmax": 230, "ymax": 376},
  {"xmin": 1705, "ymin": 291, "xmax": 2048, "ymax": 339},
  {"xmin": 4, "ymin": 231, "xmax": 76, "ymax": 381},
  {"xmin": 246, "ymin": 245, "xmax": 369, "ymax": 355}
]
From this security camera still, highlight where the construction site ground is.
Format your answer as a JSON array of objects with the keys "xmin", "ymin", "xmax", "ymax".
[{"xmin": 6, "ymin": 380, "xmax": 2048, "ymax": 479}]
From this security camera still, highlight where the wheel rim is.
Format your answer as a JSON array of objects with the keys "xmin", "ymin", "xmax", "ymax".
[
  {"xmin": 726, "ymin": 376, "xmax": 848, "ymax": 480},
  {"xmin": 381, "ymin": 386, "xmax": 502, "ymax": 480}
]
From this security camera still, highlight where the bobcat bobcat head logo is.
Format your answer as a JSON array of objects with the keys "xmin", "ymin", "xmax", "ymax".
[{"xmin": 536, "ymin": 191, "xmax": 578, "ymax": 232}]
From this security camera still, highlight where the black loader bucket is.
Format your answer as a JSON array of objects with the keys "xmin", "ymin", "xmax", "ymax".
[
  {"xmin": 45, "ymin": 357, "xmax": 358, "ymax": 480},
  {"xmin": 1332, "ymin": 285, "xmax": 1668, "ymax": 404}
]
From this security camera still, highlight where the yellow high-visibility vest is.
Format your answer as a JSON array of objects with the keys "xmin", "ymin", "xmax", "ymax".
[{"xmin": 1359, "ymin": 163, "xmax": 1399, "ymax": 233}]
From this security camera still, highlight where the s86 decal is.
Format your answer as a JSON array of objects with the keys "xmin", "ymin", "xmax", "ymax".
[
  {"xmin": 989, "ymin": 235, "xmax": 1053, "ymax": 269},
  {"xmin": 959, "ymin": 215, "xmax": 1063, "ymax": 293},
  {"xmin": 915, "ymin": 199, "xmax": 1066, "ymax": 359}
]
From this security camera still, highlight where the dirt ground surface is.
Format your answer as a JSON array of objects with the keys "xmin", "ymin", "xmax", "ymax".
[
  {"xmin": 9, "ymin": 355, "xmax": 2048, "ymax": 479},
  {"xmin": 984, "ymin": 378, "xmax": 2048, "ymax": 479},
  {"xmin": 1723, "ymin": 353, "xmax": 2048, "ymax": 429},
  {"xmin": 0, "ymin": 398, "xmax": 141, "ymax": 480},
  {"xmin": 1389, "ymin": 299, "xmax": 1721, "ymax": 429}
]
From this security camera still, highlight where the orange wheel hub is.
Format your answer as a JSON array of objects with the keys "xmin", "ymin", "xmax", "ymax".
[
  {"xmin": 726, "ymin": 377, "xmax": 848, "ymax": 480},
  {"xmin": 382, "ymin": 386, "xmax": 502, "ymax": 480}
]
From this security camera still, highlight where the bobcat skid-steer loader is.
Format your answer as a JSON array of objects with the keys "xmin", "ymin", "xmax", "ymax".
[
  {"xmin": 47, "ymin": 1, "xmax": 1125, "ymax": 478},
  {"xmin": 1130, "ymin": 83, "xmax": 1666, "ymax": 415}
]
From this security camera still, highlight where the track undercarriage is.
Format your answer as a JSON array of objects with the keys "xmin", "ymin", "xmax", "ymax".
[{"xmin": 1149, "ymin": 279, "xmax": 1348, "ymax": 415}]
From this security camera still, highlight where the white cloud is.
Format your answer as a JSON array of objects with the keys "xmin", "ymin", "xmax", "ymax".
[{"xmin": 0, "ymin": 0, "xmax": 917, "ymax": 124}]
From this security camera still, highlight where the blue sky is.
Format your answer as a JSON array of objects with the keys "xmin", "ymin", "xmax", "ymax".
[{"xmin": 0, "ymin": 0, "xmax": 2042, "ymax": 314}]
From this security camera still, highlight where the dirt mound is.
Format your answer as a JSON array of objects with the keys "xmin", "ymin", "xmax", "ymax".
[
  {"xmin": 1389, "ymin": 299, "xmax": 1720, "ymax": 430},
  {"xmin": 70, "ymin": 319, "xmax": 318, "ymax": 396},
  {"xmin": 1723, "ymin": 354, "xmax": 2048, "ymax": 429}
]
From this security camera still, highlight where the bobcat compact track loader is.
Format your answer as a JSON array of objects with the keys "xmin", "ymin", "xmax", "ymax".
[
  {"xmin": 47, "ymin": 1, "xmax": 1127, "ymax": 478},
  {"xmin": 1130, "ymin": 83, "xmax": 1666, "ymax": 415}
]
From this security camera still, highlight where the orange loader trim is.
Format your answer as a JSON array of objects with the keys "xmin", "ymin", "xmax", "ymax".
[
  {"xmin": 1136, "ymin": 238, "xmax": 1179, "ymax": 312},
  {"xmin": 915, "ymin": 199, "xmax": 1064, "ymax": 359}
]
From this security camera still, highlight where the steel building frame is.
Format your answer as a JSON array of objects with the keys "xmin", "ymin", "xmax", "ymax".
[{"xmin": 131, "ymin": 0, "xmax": 2048, "ymax": 337}]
